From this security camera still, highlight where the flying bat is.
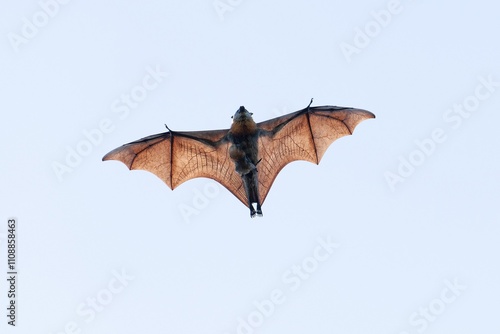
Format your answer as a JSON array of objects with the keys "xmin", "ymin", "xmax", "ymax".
[{"xmin": 102, "ymin": 100, "xmax": 375, "ymax": 217}]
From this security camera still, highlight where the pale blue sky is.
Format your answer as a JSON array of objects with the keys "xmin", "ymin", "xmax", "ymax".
[{"xmin": 1, "ymin": 1, "xmax": 499, "ymax": 333}]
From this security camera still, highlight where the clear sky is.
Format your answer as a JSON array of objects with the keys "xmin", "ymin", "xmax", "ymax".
[{"xmin": 1, "ymin": 0, "xmax": 499, "ymax": 333}]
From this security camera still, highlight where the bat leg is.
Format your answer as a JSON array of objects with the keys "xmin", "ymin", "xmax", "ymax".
[
  {"xmin": 255, "ymin": 203, "xmax": 262, "ymax": 216},
  {"xmin": 248, "ymin": 202, "xmax": 263, "ymax": 218},
  {"xmin": 249, "ymin": 204, "xmax": 263, "ymax": 218},
  {"xmin": 249, "ymin": 206, "xmax": 257, "ymax": 218},
  {"xmin": 242, "ymin": 170, "xmax": 263, "ymax": 218}
]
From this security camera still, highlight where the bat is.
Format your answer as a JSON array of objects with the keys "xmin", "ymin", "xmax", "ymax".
[{"xmin": 102, "ymin": 99, "xmax": 375, "ymax": 217}]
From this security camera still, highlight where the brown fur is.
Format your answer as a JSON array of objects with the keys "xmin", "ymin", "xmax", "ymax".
[{"xmin": 230, "ymin": 118, "xmax": 257, "ymax": 136}]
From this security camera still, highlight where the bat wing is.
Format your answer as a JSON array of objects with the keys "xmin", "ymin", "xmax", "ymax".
[
  {"xmin": 256, "ymin": 106, "xmax": 375, "ymax": 203},
  {"xmin": 102, "ymin": 129, "xmax": 248, "ymax": 205}
]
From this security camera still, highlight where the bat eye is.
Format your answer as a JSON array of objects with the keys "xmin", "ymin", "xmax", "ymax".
[
  {"xmin": 231, "ymin": 115, "xmax": 233, "ymax": 119},
  {"xmin": 250, "ymin": 113, "xmax": 253, "ymax": 115}
]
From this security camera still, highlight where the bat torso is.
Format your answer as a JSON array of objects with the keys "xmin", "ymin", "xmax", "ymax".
[
  {"xmin": 227, "ymin": 107, "xmax": 263, "ymax": 216},
  {"xmin": 228, "ymin": 109, "xmax": 259, "ymax": 176}
]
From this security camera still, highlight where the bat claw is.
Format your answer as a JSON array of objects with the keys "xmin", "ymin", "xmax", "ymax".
[{"xmin": 307, "ymin": 98, "xmax": 313, "ymax": 109}]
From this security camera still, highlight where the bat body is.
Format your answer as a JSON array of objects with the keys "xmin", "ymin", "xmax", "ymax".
[
  {"xmin": 228, "ymin": 107, "xmax": 262, "ymax": 216},
  {"xmin": 103, "ymin": 100, "xmax": 375, "ymax": 217}
]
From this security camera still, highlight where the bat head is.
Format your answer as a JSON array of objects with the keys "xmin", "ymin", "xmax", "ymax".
[{"xmin": 232, "ymin": 106, "xmax": 253, "ymax": 122}]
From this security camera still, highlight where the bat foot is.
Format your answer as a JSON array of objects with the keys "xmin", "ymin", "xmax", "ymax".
[
  {"xmin": 250, "ymin": 204, "xmax": 263, "ymax": 218},
  {"xmin": 256, "ymin": 205, "xmax": 263, "ymax": 217},
  {"xmin": 250, "ymin": 212, "xmax": 263, "ymax": 218}
]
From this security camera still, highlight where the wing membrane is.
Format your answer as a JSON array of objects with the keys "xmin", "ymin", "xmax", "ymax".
[
  {"xmin": 256, "ymin": 106, "xmax": 375, "ymax": 203},
  {"xmin": 102, "ymin": 129, "xmax": 247, "ymax": 205}
]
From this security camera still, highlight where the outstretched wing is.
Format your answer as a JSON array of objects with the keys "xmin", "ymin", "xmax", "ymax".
[
  {"xmin": 256, "ymin": 106, "xmax": 375, "ymax": 204},
  {"xmin": 102, "ymin": 129, "xmax": 247, "ymax": 205}
]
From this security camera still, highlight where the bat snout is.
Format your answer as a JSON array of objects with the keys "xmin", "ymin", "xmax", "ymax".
[{"xmin": 233, "ymin": 106, "xmax": 253, "ymax": 122}]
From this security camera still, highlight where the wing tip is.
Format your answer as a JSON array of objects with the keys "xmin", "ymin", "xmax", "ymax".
[
  {"xmin": 360, "ymin": 109, "xmax": 376, "ymax": 119},
  {"xmin": 101, "ymin": 146, "xmax": 133, "ymax": 170},
  {"xmin": 343, "ymin": 107, "xmax": 375, "ymax": 120},
  {"xmin": 102, "ymin": 152, "xmax": 112, "ymax": 162},
  {"xmin": 348, "ymin": 109, "xmax": 375, "ymax": 134},
  {"xmin": 311, "ymin": 105, "xmax": 376, "ymax": 118},
  {"xmin": 102, "ymin": 147, "xmax": 120, "ymax": 162}
]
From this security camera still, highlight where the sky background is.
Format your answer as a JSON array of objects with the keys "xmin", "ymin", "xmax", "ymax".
[{"xmin": 1, "ymin": 0, "xmax": 499, "ymax": 333}]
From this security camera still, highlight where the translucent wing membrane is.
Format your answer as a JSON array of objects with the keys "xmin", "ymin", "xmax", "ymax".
[{"xmin": 256, "ymin": 106, "xmax": 375, "ymax": 203}]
